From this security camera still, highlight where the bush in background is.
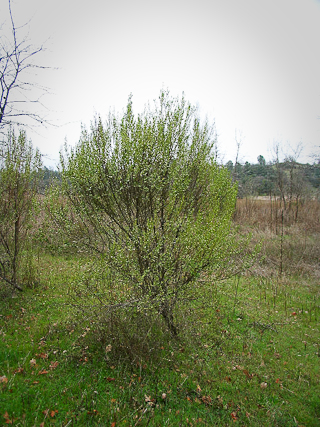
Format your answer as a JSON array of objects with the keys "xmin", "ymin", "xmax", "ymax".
[{"xmin": 0, "ymin": 128, "xmax": 42, "ymax": 293}]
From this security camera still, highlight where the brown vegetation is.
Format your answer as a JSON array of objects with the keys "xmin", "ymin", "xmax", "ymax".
[{"xmin": 234, "ymin": 197, "xmax": 320, "ymax": 279}]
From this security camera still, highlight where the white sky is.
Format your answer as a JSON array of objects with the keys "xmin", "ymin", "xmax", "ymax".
[{"xmin": 1, "ymin": 0, "xmax": 320, "ymax": 167}]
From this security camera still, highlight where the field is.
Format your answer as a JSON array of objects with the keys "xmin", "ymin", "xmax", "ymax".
[{"xmin": 1, "ymin": 198, "xmax": 320, "ymax": 426}]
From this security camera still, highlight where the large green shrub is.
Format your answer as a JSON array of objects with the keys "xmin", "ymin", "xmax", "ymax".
[{"xmin": 60, "ymin": 91, "xmax": 252, "ymax": 334}]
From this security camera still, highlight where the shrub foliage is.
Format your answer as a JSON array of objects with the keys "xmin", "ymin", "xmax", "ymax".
[{"xmin": 59, "ymin": 91, "xmax": 252, "ymax": 334}]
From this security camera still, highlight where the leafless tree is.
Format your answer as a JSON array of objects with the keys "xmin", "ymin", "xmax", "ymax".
[
  {"xmin": 233, "ymin": 129, "xmax": 244, "ymax": 181},
  {"xmin": 272, "ymin": 141, "xmax": 287, "ymax": 209},
  {"xmin": 0, "ymin": 0, "xmax": 49, "ymax": 133}
]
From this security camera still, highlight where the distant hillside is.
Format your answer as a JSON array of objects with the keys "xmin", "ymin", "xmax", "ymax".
[{"xmin": 225, "ymin": 155, "xmax": 320, "ymax": 199}]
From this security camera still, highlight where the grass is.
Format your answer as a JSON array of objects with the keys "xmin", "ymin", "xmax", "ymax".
[
  {"xmin": 1, "ymin": 196, "xmax": 320, "ymax": 426},
  {"xmin": 1, "ymin": 253, "xmax": 319, "ymax": 426}
]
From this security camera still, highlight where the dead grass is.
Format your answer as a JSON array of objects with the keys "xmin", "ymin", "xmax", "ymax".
[{"xmin": 234, "ymin": 197, "xmax": 320, "ymax": 280}]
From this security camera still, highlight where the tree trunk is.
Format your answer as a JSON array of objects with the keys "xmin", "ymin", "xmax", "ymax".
[{"xmin": 160, "ymin": 300, "xmax": 178, "ymax": 336}]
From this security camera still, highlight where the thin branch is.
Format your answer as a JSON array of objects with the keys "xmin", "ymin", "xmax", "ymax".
[
  {"xmin": 0, "ymin": 0, "xmax": 51, "ymax": 131},
  {"xmin": 0, "ymin": 273, "xmax": 23, "ymax": 291}
]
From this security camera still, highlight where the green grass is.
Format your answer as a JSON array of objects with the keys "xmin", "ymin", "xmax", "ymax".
[{"xmin": 1, "ymin": 254, "xmax": 320, "ymax": 426}]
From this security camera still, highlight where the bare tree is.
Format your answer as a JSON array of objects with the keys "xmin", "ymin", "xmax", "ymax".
[
  {"xmin": 233, "ymin": 129, "xmax": 243, "ymax": 181},
  {"xmin": 0, "ymin": 0, "xmax": 49, "ymax": 133},
  {"xmin": 311, "ymin": 145, "xmax": 320, "ymax": 164},
  {"xmin": 272, "ymin": 141, "xmax": 287, "ymax": 209},
  {"xmin": 284, "ymin": 142, "xmax": 303, "ymax": 212}
]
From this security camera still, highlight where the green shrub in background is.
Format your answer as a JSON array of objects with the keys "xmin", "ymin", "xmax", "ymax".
[{"xmin": 0, "ymin": 128, "xmax": 42, "ymax": 293}]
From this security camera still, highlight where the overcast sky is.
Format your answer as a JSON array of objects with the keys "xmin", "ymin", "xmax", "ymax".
[{"xmin": 1, "ymin": 0, "xmax": 320, "ymax": 167}]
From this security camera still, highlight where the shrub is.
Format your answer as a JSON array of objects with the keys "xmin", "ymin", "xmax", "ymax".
[
  {"xmin": 0, "ymin": 128, "xmax": 42, "ymax": 292},
  {"xmin": 60, "ymin": 90, "xmax": 253, "ymax": 335}
]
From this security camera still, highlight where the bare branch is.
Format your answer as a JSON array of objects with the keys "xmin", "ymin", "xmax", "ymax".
[
  {"xmin": 0, "ymin": 0, "xmax": 50, "ymax": 133},
  {"xmin": 0, "ymin": 273, "xmax": 23, "ymax": 292}
]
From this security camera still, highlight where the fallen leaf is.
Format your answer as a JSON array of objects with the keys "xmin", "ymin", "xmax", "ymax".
[
  {"xmin": 0, "ymin": 376, "xmax": 8, "ymax": 384},
  {"xmin": 144, "ymin": 395, "xmax": 155, "ymax": 406},
  {"xmin": 105, "ymin": 344, "xmax": 112, "ymax": 352},
  {"xmin": 13, "ymin": 367, "xmax": 24, "ymax": 374},
  {"xmin": 231, "ymin": 412, "xmax": 238, "ymax": 421},
  {"xmin": 106, "ymin": 377, "xmax": 115, "ymax": 382},
  {"xmin": 216, "ymin": 396, "xmax": 223, "ymax": 407},
  {"xmin": 49, "ymin": 361, "xmax": 58, "ymax": 370},
  {"xmin": 87, "ymin": 409, "xmax": 99, "ymax": 415},
  {"xmin": 36, "ymin": 353, "xmax": 48, "ymax": 359},
  {"xmin": 201, "ymin": 395, "xmax": 212, "ymax": 406},
  {"xmin": 260, "ymin": 382, "xmax": 268, "ymax": 389},
  {"xmin": 243, "ymin": 369, "xmax": 254, "ymax": 379},
  {"xmin": 39, "ymin": 370, "xmax": 49, "ymax": 375},
  {"xmin": 235, "ymin": 365, "xmax": 244, "ymax": 370},
  {"xmin": 50, "ymin": 409, "xmax": 58, "ymax": 417},
  {"xmin": 30, "ymin": 359, "xmax": 37, "ymax": 366}
]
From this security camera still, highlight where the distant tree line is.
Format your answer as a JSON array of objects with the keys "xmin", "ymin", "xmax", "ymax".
[{"xmin": 225, "ymin": 155, "xmax": 320, "ymax": 200}]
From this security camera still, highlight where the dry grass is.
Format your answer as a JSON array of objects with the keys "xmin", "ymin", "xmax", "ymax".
[
  {"xmin": 235, "ymin": 197, "xmax": 320, "ymax": 232},
  {"xmin": 234, "ymin": 197, "xmax": 320, "ymax": 280}
]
